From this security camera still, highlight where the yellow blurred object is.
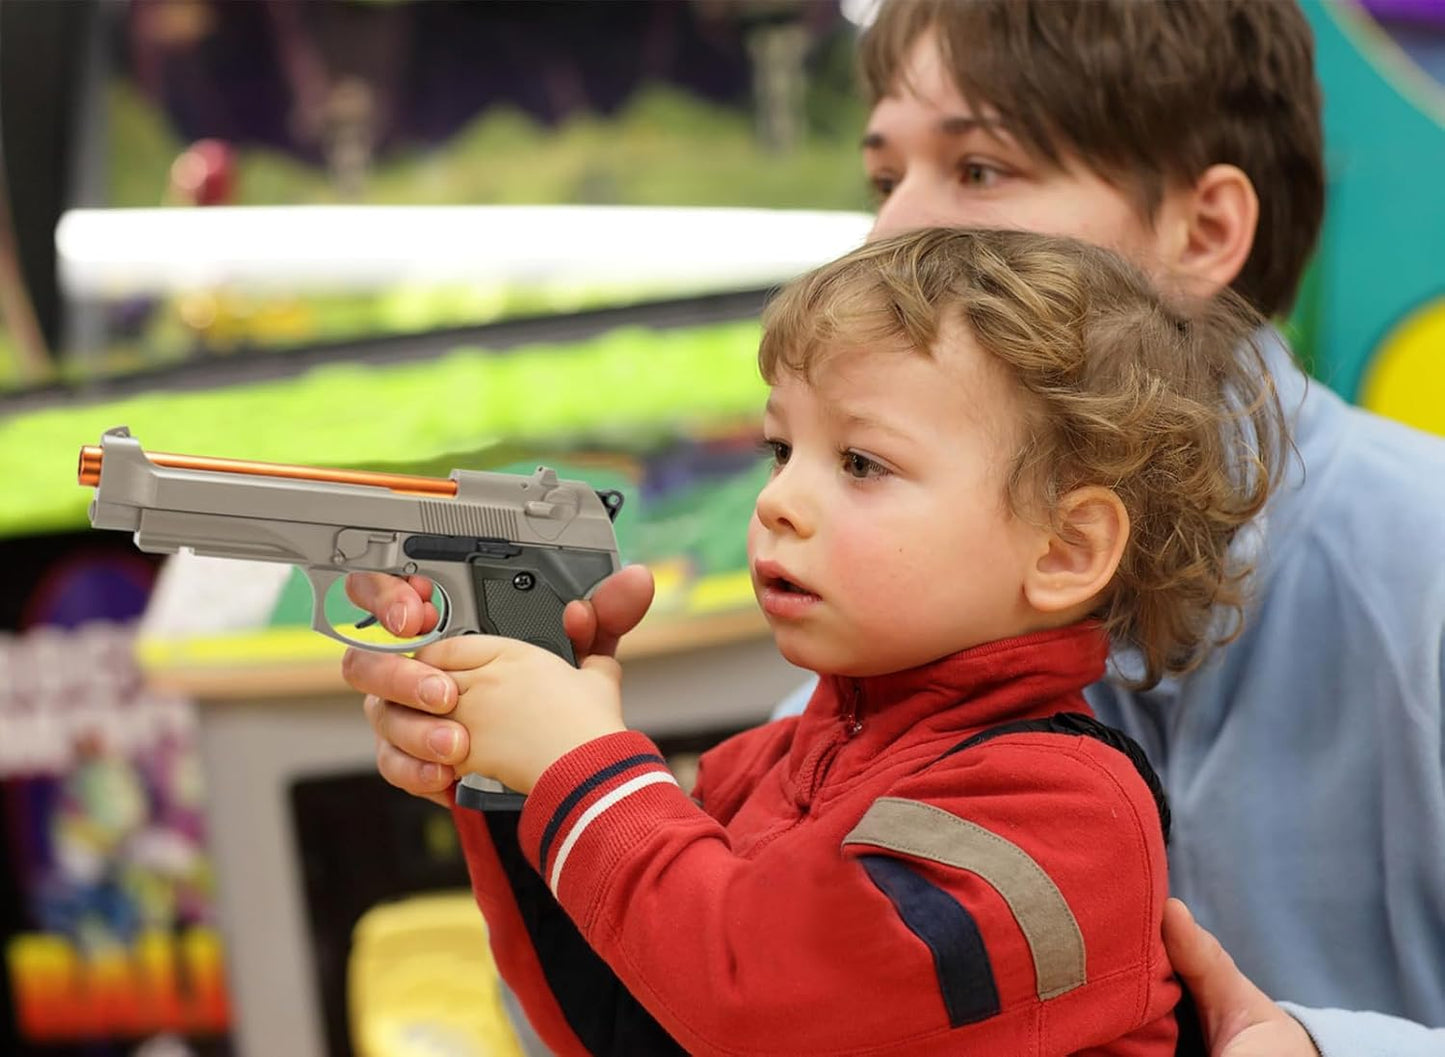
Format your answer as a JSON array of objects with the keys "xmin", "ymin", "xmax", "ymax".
[
  {"xmin": 348, "ymin": 890, "xmax": 527, "ymax": 1057},
  {"xmin": 1361, "ymin": 296, "xmax": 1445, "ymax": 438}
]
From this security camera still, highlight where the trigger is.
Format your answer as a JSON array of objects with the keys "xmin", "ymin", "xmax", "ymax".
[{"xmin": 355, "ymin": 614, "xmax": 379, "ymax": 629}]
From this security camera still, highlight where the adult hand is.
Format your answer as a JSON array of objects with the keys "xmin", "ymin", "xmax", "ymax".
[
  {"xmin": 341, "ymin": 565, "xmax": 655, "ymax": 804},
  {"xmin": 1163, "ymin": 898, "xmax": 1320, "ymax": 1057}
]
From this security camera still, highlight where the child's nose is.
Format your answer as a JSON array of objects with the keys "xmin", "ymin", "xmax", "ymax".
[{"xmin": 755, "ymin": 467, "xmax": 814, "ymax": 538}]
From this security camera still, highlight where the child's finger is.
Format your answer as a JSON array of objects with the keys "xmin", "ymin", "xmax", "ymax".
[
  {"xmin": 580, "ymin": 653, "xmax": 623, "ymax": 684},
  {"xmin": 413, "ymin": 633, "xmax": 515, "ymax": 673}
]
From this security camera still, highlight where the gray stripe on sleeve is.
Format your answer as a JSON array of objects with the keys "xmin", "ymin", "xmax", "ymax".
[{"xmin": 844, "ymin": 796, "xmax": 1086, "ymax": 999}]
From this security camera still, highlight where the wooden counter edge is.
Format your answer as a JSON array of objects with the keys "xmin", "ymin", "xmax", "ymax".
[{"xmin": 143, "ymin": 606, "xmax": 773, "ymax": 700}]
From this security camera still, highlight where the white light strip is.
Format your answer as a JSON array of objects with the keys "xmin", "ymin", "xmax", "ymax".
[
  {"xmin": 56, "ymin": 204, "xmax": 874, "ymax": 297},
  {"xmin": 548, "ymin": 770, "xmax": 679, "ymax": 895}
]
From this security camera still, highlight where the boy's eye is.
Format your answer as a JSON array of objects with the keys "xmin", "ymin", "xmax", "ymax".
[
  {"xmin": 868, "ymin": 173, "xmax": 898, "ymax": 200},
  {"xmin": 762, "ymin": 439, "xmax": 791, "ymax": 467},
  {"xmin": 960, "ymin": 161, "xmax": 1001, "ymax": 188},
  {"xmin": 842, "ymin": 450, "xmax": 888, "ymax": 479}
]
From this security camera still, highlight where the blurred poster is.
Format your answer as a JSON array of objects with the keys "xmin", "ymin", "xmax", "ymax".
[
  {"xmin": 0, "ymin": 623, "xmax": 232, "ymax": 1056},
  {"xmin": 74, "ymin": 0, "xmax": 869, "ymax": 365}
]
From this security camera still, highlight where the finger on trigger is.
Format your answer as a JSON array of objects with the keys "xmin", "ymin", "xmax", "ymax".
[{"xmin": 344, "ymin": 570, "xmax": 394, "ymax": 613}]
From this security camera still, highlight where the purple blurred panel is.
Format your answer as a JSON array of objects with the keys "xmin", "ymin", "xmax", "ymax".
[{"xmin": 1360, "ymin": 0, "xmax": 1445, "ymax": 26}]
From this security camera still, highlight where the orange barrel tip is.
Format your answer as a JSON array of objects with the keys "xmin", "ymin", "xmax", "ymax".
[{"xmin": 78, "ymin": 445, "xmax": 102, "ymax": 486}]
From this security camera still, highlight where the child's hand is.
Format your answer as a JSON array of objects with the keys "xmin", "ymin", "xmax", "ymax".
[
  {"xmin": 413, "ymin": 635, "xmax": 626, "ymax": 794},
  {"xmin": 342, "ymin": 565, "xmax": 654, "ymax": 804}
]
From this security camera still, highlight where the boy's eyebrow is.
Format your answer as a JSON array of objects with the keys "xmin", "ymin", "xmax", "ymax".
[
  {"xmin": 860, "ymin": 115, "xmax": 1010, "ymax": 150},
  {"xmin": 764, "ymin": 393, "xmax": 918, "ymax": 443},
  {"xmin": 835, "ymin": 408, "xmax": 919, "ymax": 444}
]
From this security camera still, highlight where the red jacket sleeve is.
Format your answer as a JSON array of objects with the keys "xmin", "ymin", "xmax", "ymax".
[
  {"xmin": 449, "ymin": 724, "xmax": 795, "ymax": 1055},
  {"xmin": 450, "ymin": 793, "xmax": 595, "ymax": 1056},
  {"xmin": 502, "ymin": 729, "xmax": 1179, "ymax": 1057}
]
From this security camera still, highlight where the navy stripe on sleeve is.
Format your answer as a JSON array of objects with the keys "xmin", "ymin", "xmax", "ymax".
[
  {"xmin": 484, "ymin": 810, "xmax": 686, "ymax": 1055},
  {"xmin": 860, "ymin": 854, "xmax": 1002, "ymax": 1028},
  {"xmin": 537, "ymin": 752, "xmax": 669, "ymax": 872}
]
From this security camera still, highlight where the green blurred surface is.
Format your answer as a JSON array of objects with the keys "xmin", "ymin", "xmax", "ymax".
[{"xmin": 2, "ymin": 319, "xmax": 766, "ymax": 539}]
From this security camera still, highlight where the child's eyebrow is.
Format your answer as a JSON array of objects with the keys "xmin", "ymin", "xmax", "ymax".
[{"xmin": 835, "ymin": 409, "xmax": 918, "ymax": 444}]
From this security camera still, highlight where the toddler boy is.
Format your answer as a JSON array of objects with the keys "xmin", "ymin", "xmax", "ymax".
[{"xmin": 417, "ymin": 227, "xmax": 1285, "ymax": 1056}]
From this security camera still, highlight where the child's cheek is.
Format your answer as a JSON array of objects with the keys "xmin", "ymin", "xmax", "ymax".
[{"xmin": 825, "ymin": 520, "xmax": 902, "ymax": 609}]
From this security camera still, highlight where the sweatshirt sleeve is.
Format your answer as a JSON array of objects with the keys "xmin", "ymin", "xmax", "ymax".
[
  {"xmin": 512, "ymin": 728, "xmax": 1180, "ymax": 1057},
  {"xmin": 450, "ymin": 782, "xmax": 685, "ymax": 1056},
  {"xmin": 1283, "ymin": 1004, "xmax": 1445, "ymax": 1057}
]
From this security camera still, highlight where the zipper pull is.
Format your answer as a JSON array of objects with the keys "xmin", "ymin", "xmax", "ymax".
[{"xmin": 842, "ymin": 681, "xmax": 864, "ymax": 737}]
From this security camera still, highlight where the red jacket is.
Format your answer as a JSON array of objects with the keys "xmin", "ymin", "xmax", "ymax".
[{"xmin": 453, "ymin": 623, "xmax": 1180, "ymax": 1055}]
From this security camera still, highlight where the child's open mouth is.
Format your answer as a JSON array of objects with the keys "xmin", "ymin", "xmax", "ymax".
[{"xmin": 755, "ymin": 565, "xmax": 821, "ymax": 618}]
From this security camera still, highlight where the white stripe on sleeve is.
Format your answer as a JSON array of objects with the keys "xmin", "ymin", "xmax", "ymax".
[{"xmin": 548, "ymin": 771, "xmax": 679, "ymax": 895}]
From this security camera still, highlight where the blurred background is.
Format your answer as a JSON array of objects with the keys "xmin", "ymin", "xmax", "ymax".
[{"xmin": 0, "ymin": 2, "xmax": 1440, "ymax": 1056}]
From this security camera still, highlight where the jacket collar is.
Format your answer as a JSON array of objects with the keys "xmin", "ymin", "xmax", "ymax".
[{"xmin": 796, "ymin": 622, "xmax": 1109, "ymax": 761}]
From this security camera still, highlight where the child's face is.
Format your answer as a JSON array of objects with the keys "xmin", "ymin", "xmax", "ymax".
[
  {"xmin": 748, "ymin": 323, "xmax": 1048, "ymax": 677},
  {"xmin": 862, "ymin": 32, "xmax": 1176, "ymax": 286}
]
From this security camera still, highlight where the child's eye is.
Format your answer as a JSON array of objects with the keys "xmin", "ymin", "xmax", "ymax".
[
  {"xmin": 761, "ymin": 438, "xmax": 791, "ymax": 467},
  {"xmin": 841, "ymin": 450, "xmax": 888, "ymax": 479}
]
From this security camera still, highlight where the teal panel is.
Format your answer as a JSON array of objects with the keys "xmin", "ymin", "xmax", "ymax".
[{"xmin": 1301, "ymin": 0, "xmax": 1445, "ymax": 401}]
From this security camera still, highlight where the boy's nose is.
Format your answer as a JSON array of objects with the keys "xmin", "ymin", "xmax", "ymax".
[
  {"xmin": 755, "ymin": 467, "xmax": 814, "ymax": 538},
  {"xmin": 870, "ymin": 174, "xmax": 961, "ymax": 241}
]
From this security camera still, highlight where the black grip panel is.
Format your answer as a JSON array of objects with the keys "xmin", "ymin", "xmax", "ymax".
[
  {"xmin": 472, "ymin": 562, "xmax": 577, "ymax": 665},
  {"xmin": 467, "ymin": 546, "xmax": 616, "ymax": 667}
]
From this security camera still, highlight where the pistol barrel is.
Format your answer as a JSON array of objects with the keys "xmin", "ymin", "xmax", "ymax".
[{"xmin": 77, "ymin": 444, "xmax": 459, "ymax": 497}]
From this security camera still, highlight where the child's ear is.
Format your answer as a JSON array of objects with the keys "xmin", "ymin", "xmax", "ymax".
[
  {"xmin": 1023, "ymin": 487, "xmax": 1129, "ymax": 614},
  {"xmin": 1166, "ymin": 163, "xmax": 1259, "ymax": 302}
]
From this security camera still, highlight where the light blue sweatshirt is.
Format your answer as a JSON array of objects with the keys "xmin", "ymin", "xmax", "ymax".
[{"xmin": 772, "ymin": 333, "xmax": 1445, "ymax": 1054}]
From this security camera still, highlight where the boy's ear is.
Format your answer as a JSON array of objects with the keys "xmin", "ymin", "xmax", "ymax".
[
  {"xmin": 1167, "ymin": 163, "xmax": 1259, "ymax": 302},
  {"xmin": 1023, "ymin": 487, "xmax": 1129, "ymax": 615}
]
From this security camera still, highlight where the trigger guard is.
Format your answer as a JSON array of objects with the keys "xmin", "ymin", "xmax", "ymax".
[{"xmin": 306, "ymin": 568, "xmax": 453, "ymax": 654}]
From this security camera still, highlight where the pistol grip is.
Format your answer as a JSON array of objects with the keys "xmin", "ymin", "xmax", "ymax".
[
  {"xmin": 471, "ymin": 561, "xmax": 578, "ymax": 665},
  {"xmin": 456, "ymin": 774, "xmax": 526, "ymax": 812}
]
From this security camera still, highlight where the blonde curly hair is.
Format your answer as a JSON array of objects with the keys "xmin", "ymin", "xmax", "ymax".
[{"xmin": 758, "ymin": 227, "xmax": 1288, "ymax": 688}]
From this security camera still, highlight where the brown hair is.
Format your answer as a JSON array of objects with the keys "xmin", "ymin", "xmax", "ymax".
[
  {"xmin": 759, "ymin": 227, "xmax": 1287, "ymax": 688},
  {"xmin": 858, "ymin": 0, "xmax": 1325, "ymax": 319}
]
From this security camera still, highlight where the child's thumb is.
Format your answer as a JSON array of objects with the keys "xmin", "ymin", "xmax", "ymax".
[{"xmin": 579, "ymin": 652, "xmax": 622, "ymax": 685}]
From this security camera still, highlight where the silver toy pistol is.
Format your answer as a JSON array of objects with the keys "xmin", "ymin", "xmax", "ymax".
[{"xmin": 78, "ymin": 426, "xmax": 624, "ymax": 812}]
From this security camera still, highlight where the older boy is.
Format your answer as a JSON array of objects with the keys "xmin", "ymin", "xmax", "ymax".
[{"xmin": 347, "ymin": 2, "xmax": 1445, "ymax": 1054}]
